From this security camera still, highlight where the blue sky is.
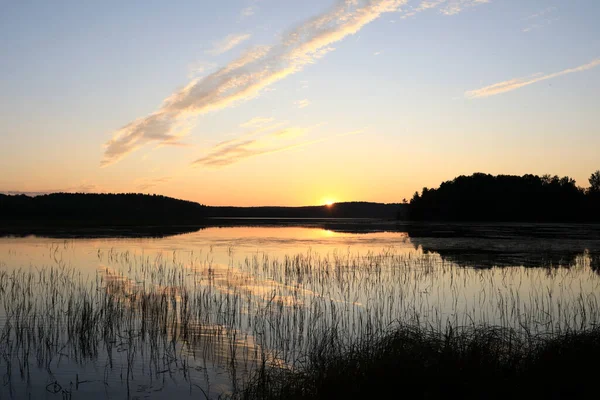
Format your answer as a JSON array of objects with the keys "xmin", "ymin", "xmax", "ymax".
[{"xmin": 1, "ymin": 0, "xmax": 599, "ymax": 205}]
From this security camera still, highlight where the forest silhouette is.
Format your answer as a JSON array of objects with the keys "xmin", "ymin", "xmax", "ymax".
[
  {"xmin": 410, "ymin": 171, "xmax": 600, "ymax": 222},
  {"xmin": 0, "ymin": 193, "xmax": 402, "ymax": 229},
  {"xmin": 1, "ymin": 171, "xmax": 599, "ymax": 230}
]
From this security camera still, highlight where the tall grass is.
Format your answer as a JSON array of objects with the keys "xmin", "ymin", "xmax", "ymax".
[
  {"xmin": 237, "ymin": 324, "xmax": 600, "ymax": 399},
  {"xmin": 0, "ymin": 246, "xmax": 599, "ymax": 398}
]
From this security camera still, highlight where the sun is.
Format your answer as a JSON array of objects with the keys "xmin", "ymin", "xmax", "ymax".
[{"xmin": 322, "ymin": 198, "xmax": 336, "ymax": 207}]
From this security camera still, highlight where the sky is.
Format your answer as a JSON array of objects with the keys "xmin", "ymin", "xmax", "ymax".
[{"xmin": 1, "ymin": 0, "xmax": 599, "ymax": 206}]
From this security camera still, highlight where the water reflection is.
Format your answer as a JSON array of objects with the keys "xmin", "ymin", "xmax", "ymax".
[
  {"xmin": 406, "ymin": 223, "xmax": 600, "ymax": 270},
  {"xmin": 1, "ymin": 224, "xmax": 600, "ymax": 399}
]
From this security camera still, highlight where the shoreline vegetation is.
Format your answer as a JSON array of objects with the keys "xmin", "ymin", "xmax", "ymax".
[
  {"xmin": 236, "ymin": 325, "xmax": 600, "ymax": 399},
  {"xmin": 1, "ymin": 172, "xmax": 599, "ymax": 235},
  {"xmin": 410, "ymin": 171, "xmax": 600, "ymax": 222},
  {"xmin": 1, "ymin": 248, "xmax": 599, "ymax": 399}
]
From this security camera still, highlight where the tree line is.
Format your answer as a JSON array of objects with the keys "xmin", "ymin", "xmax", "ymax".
[
  {"xmin": 0, "ymin": 193, "xmax": 403, "ymax": 227},
  {"xmin": 2, "ymin": 171, "xmax": 599, "ymax": 226},
  {"xmin": 409, "ymin": 171, "xmax": 600, "ymax": 222},
  {"xmin": 0, "ymin": 193, "xmax": 209, "ymax": 225}
]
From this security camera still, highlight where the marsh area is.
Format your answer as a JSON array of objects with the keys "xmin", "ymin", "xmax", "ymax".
[{"xmin": 1, "ymin": 223, "xmax": 600, "ymax": 399}]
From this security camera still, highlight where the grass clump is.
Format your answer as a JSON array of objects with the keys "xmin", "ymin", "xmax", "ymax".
[{"xmin": 237, "ymin": 325, "xmax": 600, "ymax": 400}]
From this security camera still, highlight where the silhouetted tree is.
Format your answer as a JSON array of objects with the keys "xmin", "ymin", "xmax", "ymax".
[
  {"xmin": 409, "ymin": 172, "xmax": 598, "ymax": 222},
  {"xmin": 590, "ymin": 170, "xmax": 600, "ymax": 193},
  {"xmin": 0, "ymin": 193, "xmax": 209, "ymax": 225}
]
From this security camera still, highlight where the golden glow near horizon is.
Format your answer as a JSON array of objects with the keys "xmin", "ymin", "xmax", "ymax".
[{"xmin": 2, "ymin": 1, "xmax": 600, "ymax": 205}]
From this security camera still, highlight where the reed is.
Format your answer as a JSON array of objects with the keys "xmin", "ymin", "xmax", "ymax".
[{"xmin": 0, "ymin": 246, "xmax": 599, "ymax": 398}]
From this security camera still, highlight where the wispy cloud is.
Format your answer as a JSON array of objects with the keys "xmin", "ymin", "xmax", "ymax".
[
  {"xmin": 465, "ymin": 58, "xmax": 600, "ymax": 99},
  {"xmin": 271, "ymin": 127, "xmax": 306, "ymax": 139},
  {"xmin": 240, "ymin": 117, "xmax": 274, "ymax": 128},
  {"xmin": 525, "ymin": 6, "xmax": 557, "ymax": 20},
  {"xmin": 102, "ymin": 0, "xmax": 493, "ymax": 166},
  {"xmin": 402, "ymin": 0, "xmax": 488, "ymax": 18},
  {"xmin": 102, "ymin": 0, "xmax": 409, "ymax": 166},
  {"xmin": 522, "ymin": 6, "xmax": 558, "ymax": 33},
  {"xmin": 213, "ymin": 121, "xmax": 290, "ymax": 151},
  {"xmin": 193, "ymin": 138, "xmax": 324, "ymax": 167},
  {"xmin": 207, "ymin": 33, "xmax": 252, "ymax": 56},
  {"xmin": 1, "ymin": 183, "xmax": 101, "ymax": 196},
  {"xmin": 1, "ymin": 190, "xmax": 60, "ymax": 196},
  {"xmin": 240, "ymin": 6, "xmax": 256, "ymax": 18},
  {"xmin": 193, "ymin": 117, "xmax": 320, "ymax": 167},
  {"xmin": 187, "ymin": 61, "xmax": 217, "ymax": 79},
  {"xmin": 440, "ymin": 0, "xmax": 488, "ymax": 16},
  {"xmin": 136, "ymin": 177, "xmax": 171, "ymax": 191},
  {"xmin": 295, "ymin": 99, "xmax": 311, "ymax": 109}
]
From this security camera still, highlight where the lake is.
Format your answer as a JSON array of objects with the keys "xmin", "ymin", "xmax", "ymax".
[{"xmin": 1, "ymin": 223, "xmax": 600, "ymax": 399}]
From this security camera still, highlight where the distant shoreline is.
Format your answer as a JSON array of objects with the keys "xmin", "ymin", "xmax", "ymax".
[
  {"xmin": 3, "ymin": 169, "xmax": 600, "ymax": 237},
  {"xmin": 0, "ymin": 217, "xmax": 401, "ymax": 238},
  {"xmin": 3, "ymin": 218, "xmax": 600, "ymax": 239}
]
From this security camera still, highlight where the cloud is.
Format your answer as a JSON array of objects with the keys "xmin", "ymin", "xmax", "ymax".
[
  {"xmin": 374, "ymin": 51, "xmax": 382, "ymax": 56},
  {"xmin": 156, "ymin": 140, "xmax": 193, "ymax": 148},
  {"xmin": 212, "ymin": 121, "xmax": 290, "ymax": 151},
  {"xmin": 295, "ymin": 99, "xmax": 311, "ymax": 109},
  {"xmin": 136, "ymin": 177, "xmax": 171, "ymax": 191},
  {"xmin": 102, "ymin": 0, "xmax": 408, "ymax": 166},
  {"xmin": 193, "ymin": 117, "xmax": 367, "ymax": 168},
  {"xmin": 522, "ymin": 6, "xmax": 558, "ymax": 33},
  {"xmin": 271, "ymin": 127, "xmax": 306, "ymax": 139},
  {"xmin": 207, "ymin": 33, "xmax": 252, "ymax": 56},
  {"xmin": 1, "ymin": 183, "xmax": 101, "ymax": 196},
  {"xmin": 240, "ymin": 6, "xmax": 256, "ymax": 18},
  {"xmin": 1, "ymin": 190, "xmax": 59, "ymax": 196},
  {"xmin": 102, "ymin": 114, "xmax": 194, "ymax": 166},
  {"xmin": 525, "ymin": 6, "xmax": 557, "ymax": 20},
  {"xmin": 193, "ymin": 138, "xmax": 324, "ymax": 167},
  {"xmin": 440, "ymin": 0, "xmax": 489, "ymax": 16},
  {"xmin": 465, "ymin": 58, "xmax": 600, "ymax": 99},
  {"xmin": 402, "ymin": 0, "xmax": 488, "ymax": 18},
  {"xmin": 193, "ymin": 117, "xmax": 319, "ymax": 167},
  {"xmin": 188, "ymin": 61, "xmax": 217, "ymax": 79},
  {"xmin": 522, "ymin": 17, "xmax": 558, "ymax": 33}
]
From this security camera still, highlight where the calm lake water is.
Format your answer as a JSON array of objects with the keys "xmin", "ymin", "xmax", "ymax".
[{"xmin": 1, "ymin": 224, "xmax": 600, "ymax": 399}]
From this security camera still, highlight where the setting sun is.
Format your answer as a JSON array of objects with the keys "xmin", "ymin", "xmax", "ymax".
[{"xmin": 322, "ymin": 198, "xmax": 336, "ymax": 206}]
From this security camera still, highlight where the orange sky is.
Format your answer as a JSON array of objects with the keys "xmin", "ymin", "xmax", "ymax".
[{"xmin": 2, "ymin": 0, "xmax": 599, "ymax": 206}]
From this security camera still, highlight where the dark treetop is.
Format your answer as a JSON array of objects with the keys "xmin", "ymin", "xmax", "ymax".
[{"xmin": 409, "ymin": 171, "xmax": 600, "ymax": 222}]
